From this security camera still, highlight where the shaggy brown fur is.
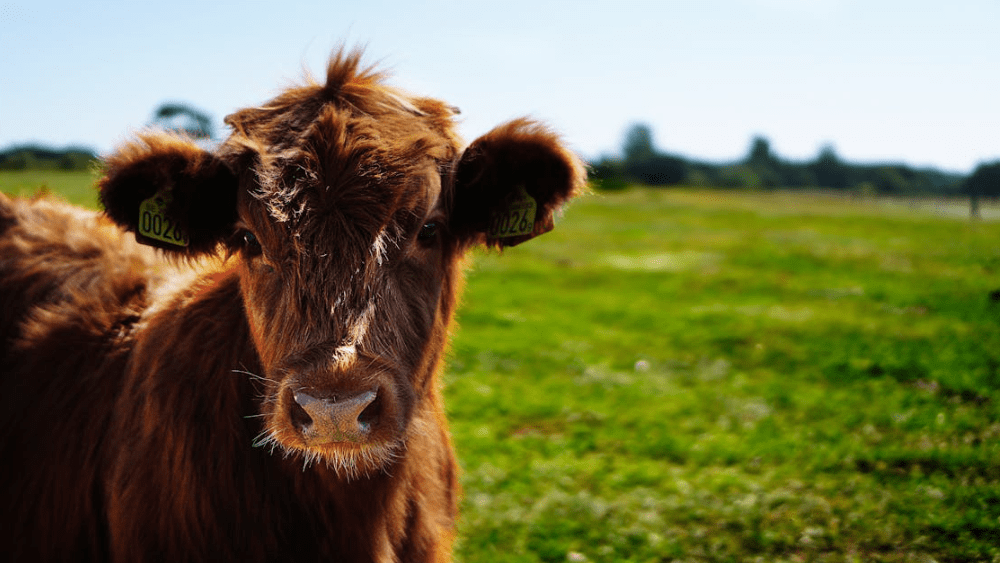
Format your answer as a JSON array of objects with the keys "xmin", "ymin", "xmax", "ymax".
[{"xmin": 0, "ymin": 48, "xmax": 585, "ymax": 562}]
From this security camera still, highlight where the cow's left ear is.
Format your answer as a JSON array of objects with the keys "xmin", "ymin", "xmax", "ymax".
[
  {"xmin": 98, "ymin": 133, "xmax": 240, "ymax": 256},
  {"xmin": 450, "ymin": 118, "xmax": 587, "ymax": 248}
]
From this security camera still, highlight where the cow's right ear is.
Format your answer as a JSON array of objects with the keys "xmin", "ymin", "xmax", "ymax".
[{"xmin": 99, "ymin": 133, "xmax": 239, "ymax": 256}]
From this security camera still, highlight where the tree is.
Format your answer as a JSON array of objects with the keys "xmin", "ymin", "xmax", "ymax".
[
  {"xmin": 151, "ymin": 102, "xmax": 215, "ymax": 139},
  {"xmin": 623, "ymin": 123, "xmax": 656, "ymax": 164},
  {"xmin": 627, "ymin": 154, "xmax": 687, "ymax": 186},
  {"xmin": 965, "ymin": 161, "xmax": 1000, "ymax": 198},
  {"xmin": 810, "ymin": 144, "xmax": 849, "ymax": 189},
  {"xmin": 618, "ymin": 123, "xmax": 688, "ymax": 186},
  {"xmin": 743, "ymin": 136, "xmax": 782, "ymax": 188},
  {"xmin": 745, "ymin": 136, "xmax": 775, "ymax": 168},
  {"xmin": 964, "ymin": 161, "xmax": 1000, "ymax": 219},
  {"xmin": 0, "ymin": 145, "xmax": 97, "ymax": 171},
  {"xmin": 873, "ymin": 166, "xmax": 911, "ymax": 195}
]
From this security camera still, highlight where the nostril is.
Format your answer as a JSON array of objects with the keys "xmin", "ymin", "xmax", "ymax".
[
  {"xmin": 289, "ymin": 394, "xmax": 315, "ymax": 433},
  {"xmin": 357, "ymin": 394, "xmax": 381, "ymax": 432}
]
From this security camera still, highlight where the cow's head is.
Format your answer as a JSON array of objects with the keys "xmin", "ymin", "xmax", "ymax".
[{"xmin": 99, "ymin": 49, "xmax": 585, "ymax": 477}]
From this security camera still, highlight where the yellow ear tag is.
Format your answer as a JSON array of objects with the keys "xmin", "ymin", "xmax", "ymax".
[
  {"xmin": 487, "ymin": 185, "xmax": 537, "ymax": 239},
  {"xmin": 139, "ymin": 192, "xmax": 189, "ymax": 247}
]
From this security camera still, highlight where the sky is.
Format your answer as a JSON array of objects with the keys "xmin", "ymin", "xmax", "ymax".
[{"xmin": 1, "ymin": 0, "xmax": 997, "ymax": 174}]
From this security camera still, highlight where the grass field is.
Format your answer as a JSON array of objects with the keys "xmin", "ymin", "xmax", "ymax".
[
  {"xmin": 0, "ymin": 169, "xmax": 101, "ymax": 207},
  {"xmin": 447, "ymin": 188, "xmax": 1000, "ymax": 562},
  {"xmin": 3, "ymin": 173, "xmax": 999, "ymax": 561}
]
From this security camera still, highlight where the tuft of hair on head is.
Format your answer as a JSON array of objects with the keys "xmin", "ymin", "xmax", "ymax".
[{"xmin": 322, "ymin": 46, "xmax": 387, "ymax": 101}]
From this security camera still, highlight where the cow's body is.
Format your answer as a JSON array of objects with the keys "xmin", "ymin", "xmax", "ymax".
[{"xmin": 0, "ymin": 49, "xmax": 584, "ymax": 562}]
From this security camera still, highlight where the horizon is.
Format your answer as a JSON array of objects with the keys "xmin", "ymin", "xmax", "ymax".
[
  {"xmin": 0, "ymin": 131, "xmax": 976, "ymax": 177},
  {"xmin": 2, "ymin": 0, "xmax": 997, "ymax": 174}
]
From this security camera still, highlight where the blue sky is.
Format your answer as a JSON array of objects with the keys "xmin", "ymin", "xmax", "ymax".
[{"xmin": 1, "ymin": 0, "xmax": 997, "ymax": 173}]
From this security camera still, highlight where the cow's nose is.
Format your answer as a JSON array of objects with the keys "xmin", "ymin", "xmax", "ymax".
[{"xmin": 291, "ymin": 389, "xmax": 379, "ymax": 444}]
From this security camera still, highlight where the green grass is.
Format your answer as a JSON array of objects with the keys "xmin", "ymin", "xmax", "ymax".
[
  {"xmin": 5, "ymin": 175, "xmax": 999, "ymax": 561},
  {"xmin": 447, "ymin": 188, "xmax": 1000, "ymax": 562},
  {"xmin": 0, "ymin": 169, "xmax": 101, "ymax": 207}
]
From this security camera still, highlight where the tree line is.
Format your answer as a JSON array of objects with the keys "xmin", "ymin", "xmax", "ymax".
[
  {"xmin": 0, "ymin": 145, "xmax": 98, "ymax": 172},
  {"xmin": 591, "ymin": 123, "xmax": 999, "ymax": 198},
  {"xmin": 1, "ymin": 102, "xmax": 215, "ymax": 173},
  {"xmin": 5, "ymin": 117, "xmax": 998, "ymax": 201}
]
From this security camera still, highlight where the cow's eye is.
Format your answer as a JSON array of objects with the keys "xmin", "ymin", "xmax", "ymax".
[
  {"xmin": 417, "ymin": 222, "xmax": 439, "ymax": 242},
  {"xmin": 241, "ymin": 230, "xmax": 263, "ymax": 256}
]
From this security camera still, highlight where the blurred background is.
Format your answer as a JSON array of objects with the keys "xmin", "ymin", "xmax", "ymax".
[
  {"xmin": 3, "ymin": 1, "xmax": 1000, "ymax": 561},
  {"xmin": 2, "ymin": 0, "xmax": 998, "ymax": 180}
]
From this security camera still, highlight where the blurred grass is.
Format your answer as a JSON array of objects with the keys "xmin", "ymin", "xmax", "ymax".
[
  {"xmin": 5, "ymin": 174, "xmax": 998, "ymax": 561},
  {"xmin": 447, "ymin": 187, "xmax": 1000, "ymax": 562},
  {"xmin": 0, "ymin": 169, "xmax": 100, "ymax": 207}
]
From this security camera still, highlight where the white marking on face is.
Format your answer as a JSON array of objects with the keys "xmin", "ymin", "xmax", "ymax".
[
  {"xmin": 330, "ymin": 300, "xmax": 378, "ymax": 368},
  {"xmin": 370, "ymin": 227, "xmax": 387, "ymax": 266},
  {"xmin": 333, "ymin": 344, "xmax": 357, "ymax": 366},
  {"xmin": 347, "ymin": 301, "xmax": 377, "ymax": 345}
]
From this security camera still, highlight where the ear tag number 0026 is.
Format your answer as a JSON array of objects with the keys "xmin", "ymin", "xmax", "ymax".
[
  {"xmin": 139, "ymin": 192, "xmax": 189, "ymax": 247},
  {"xmin": 487, "ymin": 185, "xmax": 537, "ymax": 239}
]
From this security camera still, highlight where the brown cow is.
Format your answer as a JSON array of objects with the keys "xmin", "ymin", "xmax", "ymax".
[{"xmin": 0, "ymin": 48, "xmax": 585, "ymax": 562}]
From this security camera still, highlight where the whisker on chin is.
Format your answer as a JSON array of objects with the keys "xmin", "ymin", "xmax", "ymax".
[{"xmin": 254, "ymin": 434, "xmax": 403, "ymax": 482}]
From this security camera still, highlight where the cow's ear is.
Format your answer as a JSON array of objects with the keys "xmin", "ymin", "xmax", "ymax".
[
  {"xmin": 450, "ymin": 118, "xmax": 586, "ymax": 248},
  {"xmin": 99, "ymin": 133, "xmax": 239, "ymax": 256}
]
